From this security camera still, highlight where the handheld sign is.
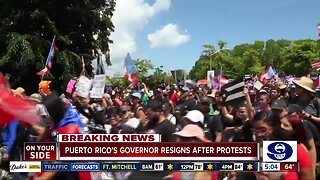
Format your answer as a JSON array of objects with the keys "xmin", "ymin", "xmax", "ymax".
[
  {"xmin": 75, "ymin": 76, "xmax": 92, "ymax": 98},
  {"xmin": 90, "ymin": 75, "xmax": 107, "ymax": 98}
]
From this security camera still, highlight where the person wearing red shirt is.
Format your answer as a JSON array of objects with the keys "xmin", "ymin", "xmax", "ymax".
[{"xmin": 170, "ymin": 89, "xmax": 180, "ymax": 108}]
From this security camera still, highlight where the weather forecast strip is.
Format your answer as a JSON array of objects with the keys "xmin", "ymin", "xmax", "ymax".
[
  {"xmin": 40, "ymin": 162, "xmax": 260, "ymax": 172},
  {"xmin": 262, "ymin": 162, "xmax": 299, "ymax": 172}
]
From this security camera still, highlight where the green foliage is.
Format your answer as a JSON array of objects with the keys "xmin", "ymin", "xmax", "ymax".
[
  {"xmin": 190, "ymin": 39, "xmax": 320, "ymax": 80},
  {"xmin": 109, "ymin": 60, "xmax": 173, "ymax": 89},
  {"xmin": 109, "ymin": 77, "xmax": 130, "ymax": 89},
  {"xmin": 0, "ymin": 0, "xmax": 116, "ymax": 93}
]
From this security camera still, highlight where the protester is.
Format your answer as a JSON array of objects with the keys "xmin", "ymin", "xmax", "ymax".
[
  {"xmin": 35, "ymin": 93, "xmax": 93, "ymax": 180},
  {"xmin": 5, "ymin": 67, "xmax": 320, "ymax": 180},
  {"xmin": 169, "ymin": 124, "xmax": 219, "ymax": 180},
  {"xmin": 145, "ymin": 100, "xmax": 176, "ymax": 142},
  {"xmin": 281, "ymin": 114, "xmax": 317, "ymax": 178},
  {"xmin": 292, "ymin": 77, "xmax": 320, "ymax": 125}
]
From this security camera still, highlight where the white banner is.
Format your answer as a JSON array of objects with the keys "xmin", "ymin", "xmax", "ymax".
[
  {"xmin": 207, "ymin": 71, "xmax": 215, "ymax": 88},
  {"xmin": 90, "ymin": 74, "xmax": 107, "ymax": 98},
  {"xmin": 75, "ymin": 76, "xmax": 92, "ymax": 98}
]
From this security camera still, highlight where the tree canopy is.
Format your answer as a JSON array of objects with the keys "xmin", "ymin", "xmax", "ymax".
[
  {"xmin": 0, "ymin": 0, "xmax": 116, "ymax": 93},
  {"xmin": 189, "ymin": 39, "xmax": 320, "ymax": 80}
]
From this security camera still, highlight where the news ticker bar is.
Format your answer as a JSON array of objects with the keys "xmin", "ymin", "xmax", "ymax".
[
  {"xmin": 24, "ymin": 142, "xmax": 258, "ymax": 161},
  {"xmin": 10, "ymin": 161, "xmax": 300, "ymax": 173}
]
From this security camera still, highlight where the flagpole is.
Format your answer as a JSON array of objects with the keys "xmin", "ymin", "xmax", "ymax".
[{"xmin": 218, "ymin": 67, "xmax": 222, "ymax": 91}]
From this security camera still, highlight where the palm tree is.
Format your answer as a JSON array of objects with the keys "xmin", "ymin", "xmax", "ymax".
[{"xmin": 218, "ymin": 41, "xmax": 227, "ymax": 50}]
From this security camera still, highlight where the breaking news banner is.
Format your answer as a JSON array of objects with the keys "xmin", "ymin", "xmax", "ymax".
[
  {"xmin": 58, "ymin": 142, "xmax": 257, "ymax": 161},
  {"xmin": 24, "ymin": 135, "xmax": 258, "ymax": 161},
  {"xmin": 9, "ymin": 161, "xmax": 41, "ymax": 173},
  {"xmin": 262, "ymin": 141, "xmax": 297, "ymax": 162},
  {"xmin": 57, "ymin": 134, "xmax": 161, "ymax": 142}
]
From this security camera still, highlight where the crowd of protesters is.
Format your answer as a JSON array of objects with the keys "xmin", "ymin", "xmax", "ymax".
[{"xmin": 1, "ymin": 75, "xmax": 320, "ymax": 180}]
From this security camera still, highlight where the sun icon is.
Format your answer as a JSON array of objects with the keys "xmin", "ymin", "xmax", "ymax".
[{"xmin": 167, "ymin": 164, "xmax": 174, "ymax": 171}]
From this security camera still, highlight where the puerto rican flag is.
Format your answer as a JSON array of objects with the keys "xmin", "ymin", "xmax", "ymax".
[
  {"xmin": 214, "ymin": 67, "xmax": 228, "ymax": 91},
  {"xmin": 259, "ymin": 66, "xmax": 276, "ymax": 82},
  {"xmin": 37, "ymin": 36, "xmax": 57, "ymax": 76},
  {"xmin": 124, "ymin": 53, "xmax": 138, "ymax": 85}
]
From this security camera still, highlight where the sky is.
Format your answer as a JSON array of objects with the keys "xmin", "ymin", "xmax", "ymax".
[{"xmin": 103, "ymin": 0, "xmax": 320, "ymax": 77}]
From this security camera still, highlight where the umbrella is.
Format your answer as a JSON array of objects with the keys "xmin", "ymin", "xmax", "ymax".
[
  {"xmin": 197, "ymin": 79, "xmax": 207, "ymax": 85},
  {"xmin": 185, "ymin": 80, "xmax": 197, "ymax": 88}
]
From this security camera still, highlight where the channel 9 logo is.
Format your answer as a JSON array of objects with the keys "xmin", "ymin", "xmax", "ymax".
[{"xmin": 262, "ymin": 141, "xmax": 297, "ymax": 162}]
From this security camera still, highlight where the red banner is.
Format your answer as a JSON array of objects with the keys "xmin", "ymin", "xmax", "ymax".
[{"xmin": 24, "ymin": 142, "xmax": 57, "ymax": 161}]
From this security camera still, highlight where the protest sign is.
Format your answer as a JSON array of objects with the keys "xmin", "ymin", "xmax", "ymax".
[
  {"xmin": 90, "ymin": 75, "xmax": 107, "ymax": 98},
  {"xmin": 75, "ymin": 76, "xmax": 92, "ymax": 97}
]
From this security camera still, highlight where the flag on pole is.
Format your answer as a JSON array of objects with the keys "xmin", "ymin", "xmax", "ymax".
[
  {"xmin": 95, "ymin": 54, "xmax": 105, "ymax": 75},
  {"xmin": 37, "ymin": 36, "xmax": 57, "ymax": 76},
  {"xmin": 124, "ymin": 53, "xmax": 138, "ymax": 85},
  {"xmin": 317, "ymin": 23, "xmax": 320, "ymax": 39},
  {"xmin": 214, "ymin": 67, "xmax": 229, "ymax": 91},
  {"xmin": 82, "ymin": 56, "xmax": 85, "ymax": 69},
  {"xmin": 80, "ymin": 56, "xmax": 87, "ymax": 76},
  {"xmin": 259, "ymin": 66, "xmax": 276, "ymax": 82}
]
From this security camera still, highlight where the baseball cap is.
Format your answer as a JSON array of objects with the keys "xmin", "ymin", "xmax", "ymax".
[
  {"xmin": 124, "ymin": 118, "xmax": 140, "ymax": 129},
  {"xmin": 288, "ymin": 104, "xmax": 303, "ymax": 115},
  {"xmin": 173, "ymin": 124, "xmax": 210, "ymax": 142},
  {"xmin": 131, "ymin": 92, "xmax": 141, "ymax": 99},
  {"xmin": 147, "ymin": 100, "xmax": 162, "ymax": 111},
  {"xmin": 271, "ymin": 99, "xmax": 287, "ymax": 110},
  {"xmin": 29, "ymin": 93, "xmax": 42, "ymax": 103},
  {"xmin": 184, "ymin": 110, "xmax": 204, "ymax": 124},
  {"xmin": 182, "ymin": 86, "xmax": 189, "ymax": 92}
]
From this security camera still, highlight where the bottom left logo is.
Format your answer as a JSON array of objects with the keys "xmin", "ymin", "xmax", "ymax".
[{"xmin": 9, "ymin": 161, "xmax": 41, "ymax": 172}]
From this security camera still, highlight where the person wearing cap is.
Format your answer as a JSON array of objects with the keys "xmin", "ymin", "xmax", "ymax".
[
  {"xmin": 131, "ymin": 92, "xmax": 147, "ymax": 124},
  {"xmin": 27, "ymin": 93, "xmax": 54, "ymax": 142},
  {"xmin": 183, "ymin": 110, "xmax": 204, "ymax": 128},
  {"xmin": 286, "ymin": 104, "xmax": 319, "ymax": 175},
  {"xmin": 39, "ymin": 80, "xmax": 52, "ymax": 96},
  {"xmin": 292, "ymin": 77, "xmax": 320, "ymax": 124},
  {"xmin": 174, "ymin": 124, "xmax": 209, "ymax": 142},
  {"xmin": 173, "ymin": 104, "xmax": 187, "ymax": 131},
  {"xmin": 271, "ymin": 99, "xmax": 288, "ymax": 119},
  {"xmin": 278, "ymin": 81, "xmax": 288, "ymax": 98},
  {"xmin": 170, "ymin": 125, "xmax": 218, "ymax": 180},
  {"xmin": 15, "ymin": 87, "xmax": 25, "ymax": 97},
  {"xmin": 198, "ymin": 96, "xmax": 223, "ymax": 142}
]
